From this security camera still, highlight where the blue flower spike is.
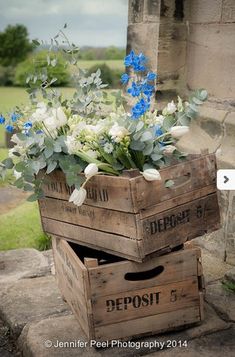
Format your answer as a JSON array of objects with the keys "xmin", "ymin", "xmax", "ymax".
[
  {"xmin": 147, "ymin": 72, "xmax": 157, "ymax": 81},
  {"xmin": 120, "ymin": 73, "xmax": 129, "ymax": 84},
  {"xmin": 0, "ymin": 114, "xmax": 5, "ymax": 124},
  {"xmin": 6, "ymin": 125, "xmax": 14, "ymax": 133},
  {"xmin": 11, "ymin": 113, "xmax": 21, "ymax": 122}
]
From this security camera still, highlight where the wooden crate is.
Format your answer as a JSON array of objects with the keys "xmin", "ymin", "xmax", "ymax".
[
  {"xmin": 52, "ymin": 236, "xmax": 205, "ymax": 342},
  {"xmin": 39, "ymin": 153, "xmax": 220, "ymax": 262}
]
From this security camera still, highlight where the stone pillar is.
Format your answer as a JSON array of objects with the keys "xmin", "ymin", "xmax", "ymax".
[
  {"xmin": 157, "ymin": 0, "xmax": 187, "ymax": 95},
  {"xmin": 127, "ymin": 0, "xmax": 161, "ymax": 72},
  {"xmin": 185, "ymin": 0, "xmax": 235, "ymax": 105}
]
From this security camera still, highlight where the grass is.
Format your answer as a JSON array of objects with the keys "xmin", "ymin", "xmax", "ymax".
[
  {"xmin": 0, "ymin": 200, "xmax": 50, "ymax": 251},
  {"xmin": 77, "ymin": 59, "xmax": 123, "ymax": 70}
]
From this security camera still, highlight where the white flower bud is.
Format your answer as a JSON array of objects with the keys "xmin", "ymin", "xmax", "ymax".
[
  {"xmin": 170, "ymin": 126, "xmax": 189, "ymax": 138},
  {"xmin": 84, "ymin": 163, "xmax": 99, "ymax": 178},
  {"xmin": 69, "ymin": 187, "xmax": 87, "ymax": 206},
  {"xmin": 163, "ymin": 101, "xmax": 177, "ymax": 115},
  {"xmin": 163, "ymin": 145, "xmax": 176, "ymax": 155},
  {"xmin": 142, "ymin": 169, "xmax": 161, "ymax": 181},
  {"xmin": 56, "ymin": 107, "xmax": 67, "ymax": 126}
]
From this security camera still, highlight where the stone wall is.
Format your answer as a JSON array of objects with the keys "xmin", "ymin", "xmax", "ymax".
[{"xmin": 127, "ymin": 0, "xmax": 235, "ymax": 265}]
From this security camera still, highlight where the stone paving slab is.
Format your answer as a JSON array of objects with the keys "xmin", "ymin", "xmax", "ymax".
[
  {"xmin": 17, "ymin": 302, "xmax": 230, "ymax": 357},
  {"xmin": 205, "ymin": 281, "xmax": 235, "ymax": 322},
  {"xmin": 146, "ymin": 326, "xmax": 235, "ymax": 357},
  {"xmin": 0, "ymin": 276, "xmax": 71, "ymax": 338},
  {"xmin": 0, "ymin": 248, "xmax": 51, "ymax": 284}
]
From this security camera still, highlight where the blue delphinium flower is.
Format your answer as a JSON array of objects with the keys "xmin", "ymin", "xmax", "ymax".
[
  {"xmin": 141, "ymin": 82, "xmax": 154, "ymax": 98},
  {"xmin": 147, "ymin": 72, "xmax": 157, "ymax": 81},
  {"xmin": 23, "ymin": 121, "xmax": 32, "ymax": 129},
  {"xmin": 127, "ymin": 82, "xmax": 141, "ymax": 97},
  {"xmin": 155, "ymin": 125, "xmax": 163, "ymax": 137},
  {"xmin": 120, "ymin": 73, "xmax": 129, "ymax": 84},
  {"xmin": 131, "ymin": 98, "xmax": 150, "ymax": 120},
  {"xmin": 124, "ymin": 50, "xmax": 135, "ymax": 67},
  {"xmin": 11, "ymin": 113, "xmax": 21, "ymax": 122},
  {"xmin": 0, "ymin": 114, "xmax": 5, "ymax": 124},
  {"xmin": 6, "ymin": 125, "xmax": 14, "ymax": 133}
]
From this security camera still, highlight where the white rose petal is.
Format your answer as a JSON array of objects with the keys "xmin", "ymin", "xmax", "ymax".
[
  {"xmin": 170, "ymin": 126, "xmax": 189, "ymax": 138},
  {"xmin": 142, "ymin": 169, "xmax": 161, "ymax": 182},
  {"xmin": 69, "ymin": 187, "xmax": 87, "ymax": 206},
  {"xmin": 84, "ymin": 163, "xmax": 98, "ymax": 178}
]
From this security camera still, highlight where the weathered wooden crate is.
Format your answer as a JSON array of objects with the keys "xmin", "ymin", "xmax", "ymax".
[
  {"xmin": 39, "ymin": 153, "xmax": 220, "ymax": 262},
  {"xmin": 52, "ymin": 236, "xmax": 205, "ymax": 342}
]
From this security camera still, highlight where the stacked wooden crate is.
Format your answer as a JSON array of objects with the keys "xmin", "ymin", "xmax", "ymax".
[{"xmin": 39, "ymin": 153, "xmax": 220, "ymax": 341}]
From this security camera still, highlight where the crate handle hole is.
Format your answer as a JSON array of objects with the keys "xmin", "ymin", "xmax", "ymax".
[{"xmin": 124, "ymin": 265, "xmax": 164, "ymax": 281}]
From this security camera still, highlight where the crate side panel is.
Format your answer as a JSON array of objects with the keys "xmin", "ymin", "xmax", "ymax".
[
  {"xmin": 42, "ymin": 218, "xmax": 141, "ymax": 261},
  {"xmin": 89, "ymin": 248, "xmax": 198, "ymax": 298},
  {"xmin": 52, "ymin": 238, "xmax": 91, "ymax": 336},
  {"xmin": 40, "ymin": 170, "xmax": 134, "ymax": 212},
  {"xmin": 39, "ymin": 197, "xmax": 138, "ymax": 238},
  {"xmin": 92, "ymin": 278, "xmax": 199, "ymax": 326},
  {"xmin": 94, "ymin": 306, "xmax": 201, "ymax": 341},
  {"xmin": 141, "ymin": 192, "xmax": 220, "ymax": 256},
  {"xmin": 133, "ymin": 154, "xmax": 216, "ymax": 210}
]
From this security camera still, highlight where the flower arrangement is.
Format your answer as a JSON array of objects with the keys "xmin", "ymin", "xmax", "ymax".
[{"xmin": 0, "ymin": 28, "xmax": 207, "ymax": 206}]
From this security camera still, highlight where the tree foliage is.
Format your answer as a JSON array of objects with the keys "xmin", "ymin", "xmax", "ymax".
[{"xmin": 0, "ymin": 24, "xmax": 33, "ymax": 67}]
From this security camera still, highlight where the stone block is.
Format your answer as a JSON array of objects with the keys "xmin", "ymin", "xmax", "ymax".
[
  {"xmin": 128, "ymin": 0, "xmax": 144, "ymax": 24},
  {"xmin": 0, "ymin": 248, "xmax": 51, "ymax": 284},
  {"xmin": 127, "ymin": 23, "xmax": 159, "ymax": 70},
  {"xmin": 185, "ymin": 0, "xmax": 223, "ymax": 24},
  {"xmin": 147, "ymin": 326, "xmax": 235, "ymax": 356},
  {"xmin": 224, "ymin": 267, "xmax": 235, "ymax": 285},
  {"xmin": 0, "ymin": 276, "xmax": 71, "ymax": 337},
  {"xmin": 186, "ymin": 24, "xmax": 235, "ymax": 101},
  {"xmin": 143, "ymin": 0, "xmax": 161, "ymax": 23},
  {"xmin": 199, "ymin": 106, "xmax": 228, "ymax": 123},
  {"xmin": 18, "ymin": 303, "xmax": 229, "ymax": 357},
  {"xmin": 222, "ymin": 0, "xmax": 235, "ymax": 23},
  {"xmin": 205, "ymin": 281, "xmax": 235, "ymax": 321}
]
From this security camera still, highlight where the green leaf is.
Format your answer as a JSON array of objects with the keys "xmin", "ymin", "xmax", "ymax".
[
  {"xmin": 151, "ymin": 153, "xmax": 163, "ymax": 161},
  {"xmin": 32, "ymin": 39, "xmax": 40, "ymax": 46},
  {"xmin": 130, "ymin": 140, "xmax": 145, "ymax": 151},
  {"xmin": 46, "ymin": 161, "xmax": 57, "ymax": 174},
  {"xmin": 15, "ymin": 161, "xmax": 26, "ymax": 172},
  {"xmin": 27, "ymin": 193, "xmax": 39, "ymax": 202},
  {"xmin": 165, "ymin": 179, "xmax": 175, "ymax": 188},
  {"xmin": 140, "ymin": 131, "xmax": 153, "ymax": 142},
  {"xmin": 143, "ymin": 143, "xmax": 153, "ymax": 156},
  {"xmin": 2, "ymin": 158, "xmax": 14, "ymax": 169},
  {"xmin": 163, "ymin": 116, "xmax": 175, "ymax": 130}
]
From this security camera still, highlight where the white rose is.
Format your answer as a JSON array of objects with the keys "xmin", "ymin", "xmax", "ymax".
[
  {"xmin": 142, "ymin": 169, "xmax": 161, "ymax": 181},
  {"xmin": 69, "ymin": 187, "xmax": 87, "ymax": 206},
  {"xmin": 84, "ymin": 163, "xmax": 98, "ymax": 178},
  {"xmin": 65, "ymin": 136, "xmax": 82, "ymax": 155},
  {"xmin": 163, "ymin": 145, "xmax": 176, "ymax": 155},
  {"xmin": 109, "ymin": 123, "xmax": 129, "ymax": 142},
  {"xmin": 44, "ymin": 116, "xmax": 58, "ymax": 131},
  {"xmin": 170, "ymin": 126, "xmax": 189, "ymax": 138},
  {"xmin": 85, "ymin": 149, "xmax": 98, "ymax": 159}
]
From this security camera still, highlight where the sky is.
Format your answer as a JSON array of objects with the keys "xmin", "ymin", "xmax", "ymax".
[{"xmin": 0, "ymin": 0, "xmax": 128, "ymax": 47}]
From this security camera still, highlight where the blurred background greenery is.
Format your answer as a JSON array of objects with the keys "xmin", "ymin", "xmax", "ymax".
[{"xmin": 0, "ymin": 23, "xmax": 125, "ymax": 251}]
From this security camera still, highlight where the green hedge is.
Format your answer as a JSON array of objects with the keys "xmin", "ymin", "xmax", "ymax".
[
  {"xmin": 14, "ymin": 51, "xmax": 70, "ymax": 87},
  {"xmin": 87, "ymin": 63, "xmax": 122, "ymax": 88}
]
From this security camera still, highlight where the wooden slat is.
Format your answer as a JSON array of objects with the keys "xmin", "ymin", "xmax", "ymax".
[
  {"xmin": 40, "ymin": 170, "xmax": 134, "ymax": 212},
  {"xmin": 141, "ymin": 192, "xmax": 220, "ymax": 256},
  {"xmin": 39, "ymin": 153, "xmax": 217, "ymax": 213},
  {"xmin": 92, "ymin": 278, "xmax": 199, "ymax": 326},
  {"xmin": 42, "ymin": 218, "xmax": 141, "ymax": 260},
  {"xmin": 52, "ymin": 238, "xmax": 91, "ymax": 337},
  {"xmin": 88, "ymin": 248, "xmax": 199, "ymax": 298},
  {"xmin": 131, "ymin": 154, "xmax": 216, "ymax": 211},
  {"xmin": 94, "ymin": 306, "xmax": 201, "ymax": 341},
  {"xmin": 38, "ymin": 197, "xmax": 138, "ymax": 238}
]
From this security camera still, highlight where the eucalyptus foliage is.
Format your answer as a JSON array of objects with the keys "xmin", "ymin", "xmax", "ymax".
[{"xmin": 0, "ymin": 26, "xmax": 207, "ymax": 201}]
